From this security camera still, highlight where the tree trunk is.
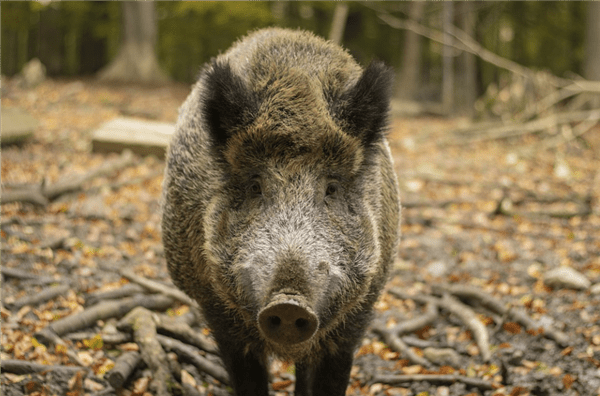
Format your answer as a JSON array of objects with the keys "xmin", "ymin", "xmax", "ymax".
[
  {"xmin": 455, "ymin": 1, "xmax": 477, "ymax": 116},
  {"xmin": 97, "ymin": 2, "xmax": 168, "ymax": 84},
  {"xmin": 329, "ymin": 3, "xmax": 349, "ymax": 45},
  {"xmin": 397, "ymin": 1, "xmax": 425, "ymax": 100},
  {"xmin": 584, "ymin": 2, "xmax": 600, "ymax": 81},
  {"xmin": 442, "ymin": 2, "xmax": 454, "ymax": 114}
]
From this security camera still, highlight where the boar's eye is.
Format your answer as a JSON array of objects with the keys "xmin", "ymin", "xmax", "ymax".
[
  {"xmin": 248, "ymin": 180, "xmax": 262, "ymax": 196},
  {"xmin": 325, "ymin": 182, "xmax": 339, "ymax": 198}
]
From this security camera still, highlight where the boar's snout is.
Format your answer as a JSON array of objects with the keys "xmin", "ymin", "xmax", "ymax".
[{"xmin": 258, "ymin": 296, "xmax": 318, "ymax": 345}]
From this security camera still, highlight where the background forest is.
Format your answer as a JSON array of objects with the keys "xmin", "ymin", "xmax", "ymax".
[{"xmin": 3, "ymin": 1, "xmax": 599, "ymax": 114}]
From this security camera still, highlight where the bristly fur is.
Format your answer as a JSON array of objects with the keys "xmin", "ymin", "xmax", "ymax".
[
  {"xmin": 202, "ymin": 60, "xmax": 261, "ymax": 148},
  {"xmin": 330, "ymin": 60, "xmax": 394, "ymax": 147},
  {"xmin": 162, "ymin": 27, "xmax": 400, "ymax": 396}
]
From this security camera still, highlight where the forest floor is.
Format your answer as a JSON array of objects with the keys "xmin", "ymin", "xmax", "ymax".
[{"xmin": 1, "ymin": 77, "xmax": 600, "ymax": 396}]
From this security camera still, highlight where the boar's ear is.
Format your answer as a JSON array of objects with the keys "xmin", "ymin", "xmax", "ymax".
[
  {"xmin": 332, "ymin": 61, "xmax": 394, "ymax": 147},
  {"xmin": 202, "ymin": 61, "xmax": 259, "ymax": 147}
]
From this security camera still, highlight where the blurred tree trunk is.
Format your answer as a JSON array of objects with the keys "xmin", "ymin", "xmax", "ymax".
[
  {"xmin": 397, "ymin": 1, "xmax": 425, "ymax": 100},
  {"xmin": 329, "ymin": 3, "xmax": 349, "ymax": 45},
  {"xmin": 98, "ymin": 2, "xmax": 168, "ymax": 83},
  {"xmin": 455, "ymin": 1, "xmax": 477, "ymax": 116},
  {"xmin": 442, "ymin": 2, "xmax": 454, "ymax": 114},
  {"xmin": 584, "ymin": 2, "xmax": 600, "ymax": 81}
]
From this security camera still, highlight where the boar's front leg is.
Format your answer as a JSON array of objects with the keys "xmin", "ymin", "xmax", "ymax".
[
  {"xmin": 212, "ymin": 333, "xmax": 269, "ymax": 396},
  {"xmin": 295, "ymin": 349, "xmax": 354, "ymax": 396}
]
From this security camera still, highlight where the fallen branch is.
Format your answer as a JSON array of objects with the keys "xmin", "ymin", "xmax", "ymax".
[
  {"xmin": 43, "ymin": 149, "xmax": 135, "ymax": 200},
  {"xmin": 120, "ymin": 269, "xmax": 195, "ymax": 307},
  {"xmin": 1, "ymin": 149, "xmax": 135, "ymax": 206},
  {"xmin": 65, "ymin": 331, "xmax": 132, "ymax": 345},
  {"xmin": 372, "ymin": 373, "xmax": 494, "ymax": 391},
  {"xmin": 372, "ymin": 324, "xmax": 432, "ymax": 368},
  {"xmin": 522, "ymin": 116, "xmax": 599, "ymax": 153},
  {"xmin": 1, "ymin": 188, "xmax": 48, "ymax": 206},
  {"xmin": 155, "ymin": 314, "xmax": 219, "ymax": 355},
  {"xmin": 10, "ymin": 283, "xmax": 70, "ymax": 310},
  {"xmin": 85, "ymin": 283, "xmax": 146, "ymax": 307},
  {"xmin": 156, "ymin": 334, "xmax": 229, "ymax": 385},
  {"xmin": 393, "ymin": 302, "xmax": 438, "ymax": 335},
  {"xmin": 38, "ymin": 294, "xmax": 174, "ymax": 337},
  {"xmin": 33, "ymin": 328, "xmax": 87, "ymax": 366},
  {"xmin": 443, "ymin": 110, "xmax": 600, "ymax": 145},
  {"xmin": 1, "ymin": 359, "xmax": 89, "ymax": 376},
  {"xmin": 492, "ymin": 195, "xmax": 593, "ymax": 220},
  {"xmin": 106, "ymin": 351, "xmax": 143, "ymax": 389},
  {"xmin": 1, "ymin": 267, "xmax": 49, "ymax": 280}
]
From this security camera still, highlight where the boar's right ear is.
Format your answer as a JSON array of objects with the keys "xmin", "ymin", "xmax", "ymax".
[
  {"xmin": 202, "ymin": 61, "xmax": 259, "ymax": 147},
  {"xmin": 332, "ymin": 61, "xmax": 394, "ymax": 147}
]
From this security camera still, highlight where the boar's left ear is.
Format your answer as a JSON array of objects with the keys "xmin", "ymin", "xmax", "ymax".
[
  {"xmin": 332, "ymin": 61, "xmax": 394, "ymax": 147},
  {"xmin": 202, "ymin": 60, "xmax": 260, "ymax": 148}
]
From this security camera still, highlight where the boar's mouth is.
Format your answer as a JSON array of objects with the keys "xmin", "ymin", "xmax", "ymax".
[{"xmin": 257, "ymin": 295, "xmax": 319, "ymax": 345}]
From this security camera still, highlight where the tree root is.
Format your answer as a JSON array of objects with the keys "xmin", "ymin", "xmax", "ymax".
[
  {"xmin": 435, "ymin": 284, "xmax": 570, "ymax": 346},
  {"xmin": 381, "ymin": 284, "xmax": 571, "ymax": 368},
  {"xmin": 389, "ymin": 288, "xmax": 492, "ymax": 362},
  {"xmin": 117, "ymin": 307, "xmax": 183, "ymax": 396}
]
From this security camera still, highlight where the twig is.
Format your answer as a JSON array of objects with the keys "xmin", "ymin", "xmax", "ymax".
[
  {"xmin": 156, "ymin": 334, "xmax": 229, "ymax": 385},
  {"xmin": 366, "ymin": 4, "xmax": 574, "ymax": 88},
  {"xmin": 372, "ymin": 373, "xmax": 494, "ymax": 391},
  {"xmin": 106, "ymin": 351, "xmax": 143, "ymax": 389}
]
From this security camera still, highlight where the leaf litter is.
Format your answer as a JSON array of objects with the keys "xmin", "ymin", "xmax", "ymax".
[{"xmin": 2, "ymin": 77, "xmax": 600, "ymax": 396}]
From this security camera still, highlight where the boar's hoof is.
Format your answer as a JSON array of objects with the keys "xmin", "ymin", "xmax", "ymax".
[{"xmin": 258, "ymin": 298, "xmax": 318, "ymax": 345}]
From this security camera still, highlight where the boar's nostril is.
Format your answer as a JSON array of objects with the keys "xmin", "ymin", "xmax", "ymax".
[
  {"xmin": 295, "ymin": 318, "xmax": 308, "ymax": 329},
  {"xmin": 258, "ymin": 298, "xmax": 318, "ymax": 345}
]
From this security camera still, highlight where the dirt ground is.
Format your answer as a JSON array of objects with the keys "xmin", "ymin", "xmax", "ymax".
[{"xmin": 2, "ymin": 77, "xmax": 600, "ymax": 396}]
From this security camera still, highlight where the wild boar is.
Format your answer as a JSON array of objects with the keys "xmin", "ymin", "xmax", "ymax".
[{"xmin": 162, "ymin": 27, "xmax": 400, "ymax": 396}]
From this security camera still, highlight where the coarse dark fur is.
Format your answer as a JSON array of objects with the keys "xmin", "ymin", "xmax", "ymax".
[{"xmin": 162, "ymin": 28, "xmax": 400, "ymax": 396}]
